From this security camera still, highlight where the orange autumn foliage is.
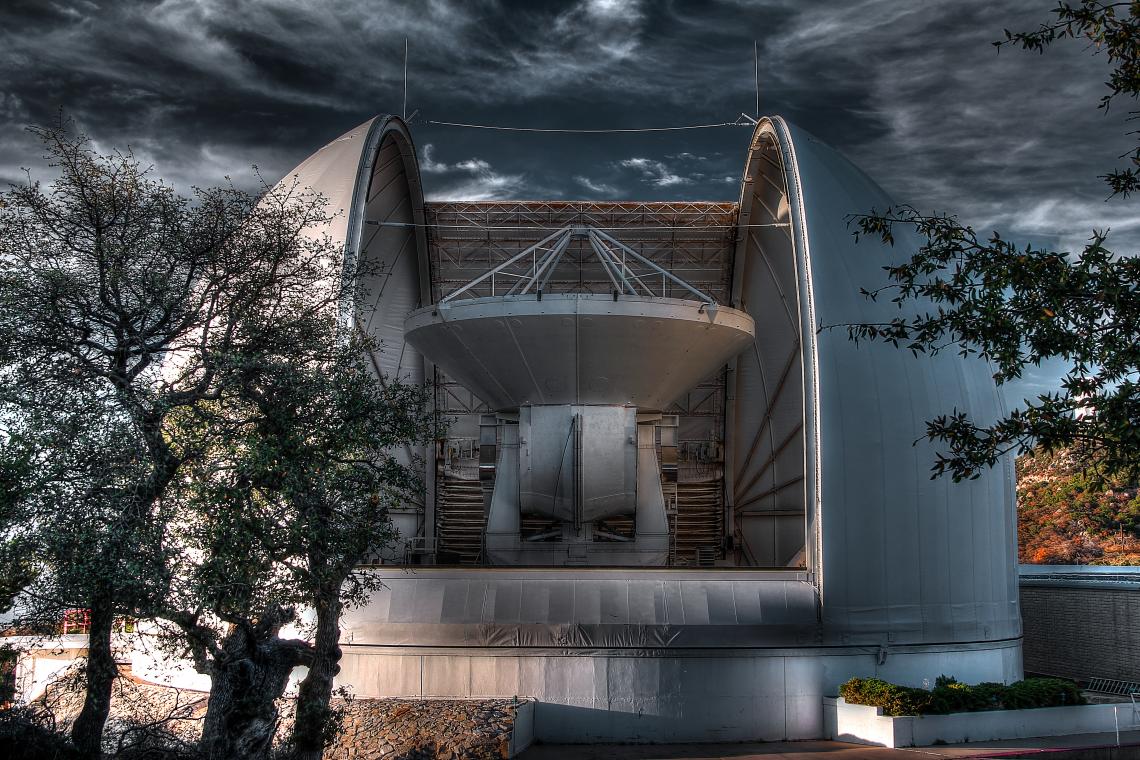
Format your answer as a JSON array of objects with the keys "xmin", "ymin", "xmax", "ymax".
[{"xmin": 1017, "ymin": 450, "xmax": 1140, "ymax": 566}]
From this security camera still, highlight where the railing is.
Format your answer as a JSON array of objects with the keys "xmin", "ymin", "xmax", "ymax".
[
  {"xmin": 1114, "ymin": 693, "xmax": 1140, "ymax": 746},
  {"xmin": 1089, "ymin": 677, "xmax": 1140, "ymax": 696}
]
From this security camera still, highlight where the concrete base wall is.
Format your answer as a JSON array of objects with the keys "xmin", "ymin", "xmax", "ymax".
[{"xmin": 335, "ymin": 642, "xmax": 1022, "ymax": 742}]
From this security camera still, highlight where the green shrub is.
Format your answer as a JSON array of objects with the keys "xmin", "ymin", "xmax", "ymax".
[
  {"xmin": 839, "ymin": 676, "xmax": 1085, "ymax": 716},
  {"xmin": 839, "ymin": 677, "xmax": 933, "ymax": 716},
  {"xmin": 970, "ymin": 682, "xmax": 1009, "ymax": 710},
  {"xmin": 1002, "ymin": 677, "xmax": 1084, "ymax": 709}
]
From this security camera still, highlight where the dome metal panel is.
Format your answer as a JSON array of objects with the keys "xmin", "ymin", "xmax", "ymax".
[
  {"xmin": 281, "ymin": 115, "xmax": 430, "ymax": 382},
  {"xmin": 736, "ymin": 117, "xmax": 1021, "ymax": 647}
]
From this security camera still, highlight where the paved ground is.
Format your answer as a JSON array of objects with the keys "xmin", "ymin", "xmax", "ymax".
[{"xmin": 518, "ymin": 729, "xmax": 1140, "ymax": 759}]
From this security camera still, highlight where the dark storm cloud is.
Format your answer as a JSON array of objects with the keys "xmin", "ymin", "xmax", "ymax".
[{"xmin": 1, "ymin": 0, "xmax": 1133, "ymax": 399}]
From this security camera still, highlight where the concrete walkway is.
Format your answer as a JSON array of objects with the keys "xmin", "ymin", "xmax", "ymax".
[{"xmin": 518, "ymin": 729, "xmax": 1140, "ymax": 759}]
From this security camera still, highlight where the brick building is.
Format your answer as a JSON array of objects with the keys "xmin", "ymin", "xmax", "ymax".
[{"xmin": 1020, "ymin": 565, "xmax": 1140, "ymax": 685}]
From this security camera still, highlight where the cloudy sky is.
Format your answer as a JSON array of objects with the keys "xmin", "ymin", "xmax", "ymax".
[{"xmin": 1, "ymin": 0, "xmax": 1134, "ymax": 398}]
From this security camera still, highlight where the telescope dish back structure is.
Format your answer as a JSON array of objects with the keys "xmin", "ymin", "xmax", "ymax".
[{"xmin": 241, "ymin": 113, "xmax": 1024, "ymax": 743}]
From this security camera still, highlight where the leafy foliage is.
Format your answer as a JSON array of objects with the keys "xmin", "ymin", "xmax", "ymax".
[
  {"xmin": 168, "ymin": 336, "xmax": 432, "ymax": 627},
  {"xmin": 0, "ymin": 123, "xmax": 333, "ymax": 754},
  {"xmin": 161, "ymin": 324, "xmax": 436, "ymax": 760},
  {"xmin": 839, "ymin": 677, "xmax": 934, "ymax": 716},
  {"xmin": 0, "ymin": 121, "xmax": 350, "ymax": 626},
  {"xmin": 846, "ymin": 3, "xmax": 1140, "ymax": 482},
  {"xmin": 0, "ymin": 123, "xmax": 436, "ymax": 758},
  {"xmin": 840, "ymin": 675, "xmax": 1085, "ymax": 716},
  {"xmin": 849, "ymin": 210, "xmax": 1140, "ymax": 482},
  {"xmin": 0, "ymin": 705, "xmax": 84, "ymax": 760},
  {"xmin": 1002, "ymin": 677, "xmax": 1086, "ymax": 709},
  {"xmin": 998, "ymin": 1, "xmax": 1140, "ymax": 197},
  {"xmin": 0, "ymin": 437, "xmax": 36, "ymax": 612}
]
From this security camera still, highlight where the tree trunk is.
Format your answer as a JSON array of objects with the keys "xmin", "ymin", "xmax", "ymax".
[
  {"xmin": 199, "ymin": 623, "xmax": 311, "ymax": 760},
  {"xmin": 291, "ymin": 589, "xmax": 343, "ymax": 760},
  {"xmin": 70, "ymin": 592, "xmax": 116, "ymax": 757}
]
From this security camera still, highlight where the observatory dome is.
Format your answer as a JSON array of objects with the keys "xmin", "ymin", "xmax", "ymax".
[{"xmin": 246, "ymin": 113, "xmax": 1022, "ymax": 742}]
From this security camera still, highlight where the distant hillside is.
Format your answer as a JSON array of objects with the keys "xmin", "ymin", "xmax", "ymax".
[{"xmin": 1017, "ymin": 450, "xmax": 1140, "ymax": 565}]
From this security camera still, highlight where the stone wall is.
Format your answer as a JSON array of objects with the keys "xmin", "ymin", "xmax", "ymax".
[
  {"xmin": 36, "ymin": 667, "xmax": 209, "ymax": 750},
  {"xmin": 33, "ymin": 669, "xmax": 525, "ymax": 759},
  {"xmin": 328, "ymin": 699, "xmax": 522, "ymax": 760}
]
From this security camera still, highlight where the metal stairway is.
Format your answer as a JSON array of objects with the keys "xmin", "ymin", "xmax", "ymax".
[
  {"xmin": 670, "ymin": 481, "xmax": 723, "ymax": 565},
  {"xmin": 436, "ymin": 477, "xmax": 486, "ymax": 564}
]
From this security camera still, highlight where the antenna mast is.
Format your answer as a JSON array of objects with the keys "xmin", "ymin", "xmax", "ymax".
[
  {"xmin": 403, "ymin": 38, "xmax": 409, "ymax": 120},
  {"xmin": 753, "ymin": 40, "xmax": 759, "ymax": 119}
]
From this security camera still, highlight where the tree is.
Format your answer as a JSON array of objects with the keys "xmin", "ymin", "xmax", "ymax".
[
  {"xmin": 1, "ymin": 124, "xmax": 436, "ymax": 758},
  {"xmin": 846, "ymin": 1, "xmax": 1140, "ymax": 483},
  {"xmin": 0, "ymin": 124, "xmax": 351, "ymax": 755},
  {"xmin": 165, "ymin": 332, "xmax": 434, "ymax": 760},
  {"xmin": 262, "ymin": 347, "xmax": 434, "ymax": 760},
  {"xmin": 0, "ymin": 435, "xmax": 36, "ymax": 613}
]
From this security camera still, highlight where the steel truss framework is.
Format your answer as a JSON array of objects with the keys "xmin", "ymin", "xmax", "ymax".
[
  {"xmin": 426, "ymin": 201, "xmax": 735, "ymax": 305},
  {"xmin": 440, "ymin": 225, "xmax": 717, "ymax": 305}
]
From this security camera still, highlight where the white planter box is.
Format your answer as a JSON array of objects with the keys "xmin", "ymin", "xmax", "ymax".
[{"xmin": 824, "ymin": 696, "xmax": 1136, "ymax": 748}]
